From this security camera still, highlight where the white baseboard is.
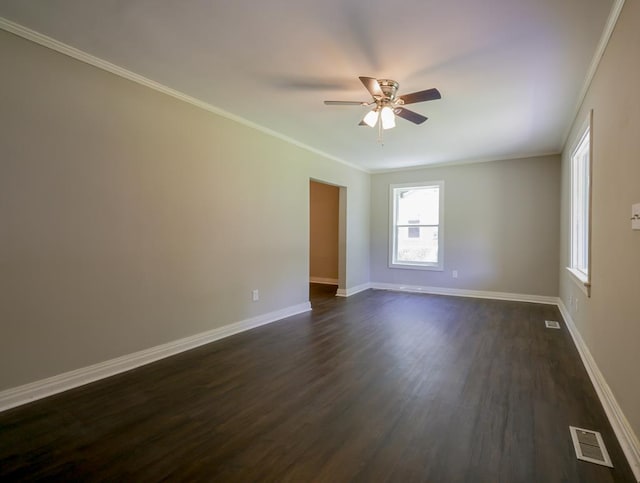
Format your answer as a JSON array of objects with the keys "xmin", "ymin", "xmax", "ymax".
[
  {"xmin": 558, "ymin": 301, "xmax": 640, "ymax": 482},
  {"xmin": 370, "ymin": 282, "xmax": 559, "ymax": 305},
  {"xmin": 309, "ymin": 277, "xmax": 339, "ymax": 285},
  {"xmin": 0, "ymin": 302, "xmax": 311, "ymax": 413},
  {"xmin": 336, "ymin": 282, "xmax": 372, "ymax": 297}
]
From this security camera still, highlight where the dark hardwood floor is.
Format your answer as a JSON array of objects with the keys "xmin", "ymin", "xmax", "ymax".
[{"xmin": 0, "ymin": 285, "xmax": 635, "ymax": 482}]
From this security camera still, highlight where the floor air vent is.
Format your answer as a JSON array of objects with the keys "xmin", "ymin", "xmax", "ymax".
[
  {"xmin": 545, "ymin": 320, "xmax": 561, "ymax": 329},
  {"xmin": 569, "ymin": 426, "xmax": 613, "ymax": 467}
]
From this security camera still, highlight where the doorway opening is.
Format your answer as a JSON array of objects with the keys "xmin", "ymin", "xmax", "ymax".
[{"xmin": 309, "ymin": 179, "xmax": 346, "ymax": 304}]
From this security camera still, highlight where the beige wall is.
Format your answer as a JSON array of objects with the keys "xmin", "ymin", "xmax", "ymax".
[
  {"xmin": 0, "ymin": 30, "xmax": 370, "ymax": 390},
  {"xmin": 559, "ymin": 0, "xmax": 640, "ymax": 441},
  {"xmin": 309, "ymin": 181, "xmax": 339, "ymax": 281},
  {"xmin": 371, "ymin": 156, "xmax": 561, "ymax": 296}
]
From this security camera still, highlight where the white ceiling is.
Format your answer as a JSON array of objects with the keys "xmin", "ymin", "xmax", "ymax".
[{"xmin": 0, "ymin": 0, "xmax": 615, "ymax": 171}]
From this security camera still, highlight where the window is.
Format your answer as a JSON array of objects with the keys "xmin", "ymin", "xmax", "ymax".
[
  {"xmin": 389, "ymin": 181, "xmax": 444, "ymax": 270},
  {"xmin": 568, "ymin": 112, "xmax": 591, "ymax": 294}
]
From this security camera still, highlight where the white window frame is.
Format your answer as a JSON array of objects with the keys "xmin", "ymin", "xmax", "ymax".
[
  {"xmin": 389, "ymin": 181, "xmax": 444, "ymax": 271},
  {"xmin": 567, "ymin": 111, "xmax": 592, "ymax": 296}
]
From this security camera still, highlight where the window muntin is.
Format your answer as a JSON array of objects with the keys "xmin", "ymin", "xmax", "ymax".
[{"xmin": 390, "ymin": 182, "xmax": 444, "ymax": 270}]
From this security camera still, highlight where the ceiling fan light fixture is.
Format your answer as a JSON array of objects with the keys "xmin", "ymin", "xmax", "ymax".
[
  {"xmin": 363, "ymin": 109, "xmax": 379, "ymax": 128},
  {"xmin": 324, "ymin": 76, "xmax": 441, "ymax": 136},
  {"xmin": 381, "ymin": 106, "xmax": 396, "ymax": 130}
]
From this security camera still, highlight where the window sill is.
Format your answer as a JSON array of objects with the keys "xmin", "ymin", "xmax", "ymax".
[
  {"xmin": 389, "ymin": 263, "xmax": 444, "ymax": 271},
  {"xmin": 566, "ymin": 267, "xmax": 591, "ymax": 297}
]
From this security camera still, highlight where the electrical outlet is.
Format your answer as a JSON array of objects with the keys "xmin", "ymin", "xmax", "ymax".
[
  {"xmin": 252, "ymin": 289, "xmax": 259, "ymax": 302},
  {"xmin": 452, "ymin": 270, "xmax": 458, "ymax": 278}
]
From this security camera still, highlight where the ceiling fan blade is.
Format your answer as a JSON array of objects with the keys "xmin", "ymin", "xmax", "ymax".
[
  {"xmin": 324, "ymin": 100, "xmax": 367, "ymax": 105},
  {"xmin": 394, "ymin": 107, "xmax": 428, "ymax": 124},
  {"xmin": 359, "ymin": 76, "xmax": 383, "ymax": 98},
  {"xmin": 399, "ymin": 88, "xmax": 441, "ymax": 105}
]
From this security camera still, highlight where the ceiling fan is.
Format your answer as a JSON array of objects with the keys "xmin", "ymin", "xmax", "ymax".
[{"xmin": 324, "ymin": 76, "xmax": 442, "ymax": 131}]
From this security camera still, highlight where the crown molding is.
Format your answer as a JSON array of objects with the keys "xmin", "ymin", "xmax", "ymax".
[
  {"xmin": 561, "ymin": 0, "xmax": 626, "ymax": 150},
  {"xmin": 1, "ymin": 1, "xmax": 624, "ymax": 176},
  {"xmin": 0, "ymin": 17, "xmax": 368, "ymax": 174},
  {"xmin": 370, "ymin": 150, "xmax": 561, "ymax": 174}
]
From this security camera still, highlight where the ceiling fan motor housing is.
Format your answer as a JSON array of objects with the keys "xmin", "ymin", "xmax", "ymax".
[{"xmin": 378, "ymin": 79, "xmax": 399, "ymax": 101}]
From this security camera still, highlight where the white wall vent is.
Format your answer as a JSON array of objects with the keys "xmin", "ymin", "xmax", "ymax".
[
  {"xmin": 545, "ymin": 320, "xmax": 561, "ymax": 329},
  {"xmin": 569, "ymin": 426, "xmax": 613, "ymax": 467}
]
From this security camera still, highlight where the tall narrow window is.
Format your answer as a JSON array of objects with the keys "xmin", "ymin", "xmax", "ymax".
[
  {"xmin": 568, "ymin": 112, "xmax": 592, "ymax": 294},
  {"xmin": 389, "ymin": 181, "xmax": 444, "ymax": 270}
]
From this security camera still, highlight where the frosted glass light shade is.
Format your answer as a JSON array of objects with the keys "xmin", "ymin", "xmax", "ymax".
[
  {"xmin": 381, "ymin": 106, "xmax": 396, "ymax": 130},
  {"xmin": 363, "ymin": 109, "xmax": 379, "ymax": 128}
]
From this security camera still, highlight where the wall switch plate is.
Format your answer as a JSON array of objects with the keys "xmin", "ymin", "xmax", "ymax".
[
  {"xmin": 632, "ymin": 203, "xmax": 640, "ymax": 230},
  {"xmin": 452, "ymin": 270, "xmax": 458, "ymax": 278},
  {"xmin": 252, "ymin": 289, "xmax": 259, "ymax": 301}
]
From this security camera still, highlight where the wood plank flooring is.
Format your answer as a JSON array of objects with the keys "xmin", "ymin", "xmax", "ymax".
[{"xmin": 0, "ymin": 285, "xmax": 635, "ymax": 482}]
